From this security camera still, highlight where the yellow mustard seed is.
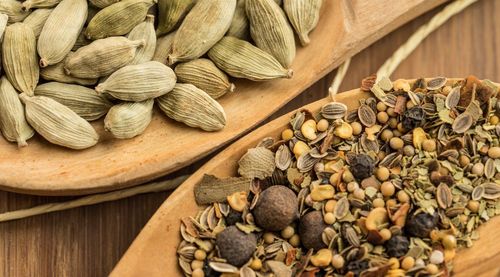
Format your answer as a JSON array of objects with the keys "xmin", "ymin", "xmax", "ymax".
[
  {"xmin": 191, "ymin": 260, "xmax": 204, "ymax": 270},
  {"xmin": 324, "ymin": 212, "xmax": 336, "ymax": 224},
  {"xmin": 426, "ymin": 264, "xmax": 439, "ymax": 275},
  {"xmin": 289, "ymin": 234, "xmax": 300, "ymax": 247},
  {"xmin": 351, "ymin": 122, "xmax": 362, "ymax": 135},
  {"xmin": 467, "ymin": 200, "xmax": 480, "ymax": 213},
  {"xmin": 194, "ymin": 249, "xmax": 207, "ymax": 261},
  {"xmin": 192, "ymin": 268, "xmax": 205, "ymax": 277},
  {"xmin": 376, "ymin": 102, "xmax": 387, "ymax": 112},
  {"xmin": 372, "ymin": 198, "xmax": 385, "ymax": 208},
  {"xmin": 389, "ymin": 137, "xmax": 404, "ymax": 150},
  {"xmin": 377, "ymin": 111, "xmax": 389, "ymax": 124},
  {"xmin": 380, "ymin": 129, "xmax": 394, "ymax": 142},
  {"xmin": 325, "ymin": 200, "xmax": 337, "ymax": 213},
  {"xmin": 250, "ymin": 258, "xmax": 263, "ymax": 270},
  {"xmin": 376, "ymin": 166, "xmax": 390, "ymax": 181},
  {"xmin": 401, "ymin": 256, "xmax": 415, "ymax": 270},
  {"xmin": 381, "ymin": 181, "xmax": 395, "ymax": 197},
  {"xmin": 281, "ymin": 128, "xmax": 294, "ymax": 141},
  {"xmin": 490, "ymin": 115, "xmax": 499, "ymax": 125},
  {"xmin": 263, "ymin": 232, "xmax": 275, "ymax": 244},
  {"xmin": 379, "ymin": 228, "xmax": 392, "ymax": 241},
  {"xmin": 388, "ymin": 257, "xmax": 400, "ymax": 269},
  {"xmin": 281, "ymin": 226, "xmax": 295, "ymax": 239},
  {"xmin": 397, "ymin": 190, "xmax": 410, "ymax": 203},
  {"xmin": 331, "ymin": 254, "xmax": 345, "ymax": 269},
  {"xmin": 317, "ymin": 119, "xmax": 329, "ymax": 132}
]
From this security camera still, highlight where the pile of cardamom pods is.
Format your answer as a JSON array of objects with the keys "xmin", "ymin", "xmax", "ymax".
[{"xmin": 0, "ymin": 0, "xmax": 322, "ymax": 150}]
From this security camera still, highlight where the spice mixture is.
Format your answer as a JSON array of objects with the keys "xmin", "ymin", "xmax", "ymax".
[{"xmin": 178, "ymin": 76, "xmax": 500, "ymax": 277}]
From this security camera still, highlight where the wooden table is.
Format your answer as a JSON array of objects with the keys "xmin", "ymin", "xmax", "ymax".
[{"xmin": 1, "ymin": 1, "xmax": 499, "ymax": 276}]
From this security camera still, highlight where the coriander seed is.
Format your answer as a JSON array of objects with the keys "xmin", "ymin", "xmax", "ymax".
[
  {"xmin": 351, "ymin": 122, "xmax": 362, "ymax": 135},
  {"xmin": 389, "ymin": 137, "xmax": 404, "ymax": 150},
  {"xmin": 401, "ymin": 256, "xmax": 415, "ymax": 270}
]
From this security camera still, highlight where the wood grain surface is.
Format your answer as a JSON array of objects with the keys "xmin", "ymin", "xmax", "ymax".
[
  {"xmin": 0, "ymin": 0, "xmax": 446, "ymax": 196},
  {"xmin": 1, "ymin": 0, "xmax": 499, "ymax": 276}
]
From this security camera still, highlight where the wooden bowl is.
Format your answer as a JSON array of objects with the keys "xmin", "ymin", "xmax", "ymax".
[
  {"xmin": 0, "ymin": 0, "xmax": 446, "ymax": 196},
  {"xmin": 111, "ymin": 81, "xmax": 500, "ymax": 277}
]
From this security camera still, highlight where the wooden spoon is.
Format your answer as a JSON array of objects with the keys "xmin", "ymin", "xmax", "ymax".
[
  {"xmin": 0, "ymin": 0, "xmax": 446, "ymax": 196},
  {"xmin": 111, "ymin": 80, "xmax": 500, "ymax": 277}
]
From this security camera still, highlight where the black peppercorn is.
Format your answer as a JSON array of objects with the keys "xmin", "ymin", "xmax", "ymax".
[
  {"xmin": 253, "ymin": 185, "xmax": 298, "ymax": 231},
  {"xmin": 215, "ymin": 226, "xmax": 257, "ymax": 267},
  {"xmin": 224, "ymin": 209, "xmax": 242, "ymax": 226},
  {"xmin": 402, "ymin": 106, "xmax": 425, "ymax": 130},
  {"xmin": 203, "ymin": 260, "xmax": 220, "ymax": 277},
  {"xmin": 346, "ymin": 259, "xmax": 370, "ymax": 276},
  {"xmin": 385, "ymin": 235, "xmax": 409, "ymax": 257},
  {"xmin": 299, "ymin": 211, "xmax": 327, "ymax": 250},
  {"xmin": 350, "ymin": 153, "xmax": 375, "ymax": 181},
  {"xmin": 405, "ymin": 212, "xmax": 438, "ymax": 238}
]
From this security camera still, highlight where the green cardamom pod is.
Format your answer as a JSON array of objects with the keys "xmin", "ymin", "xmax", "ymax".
[
  {"xmin": 89, "ymin": 0, "xmax": 120, "ymax": 9},
  {"xmin": 246, "ymin": 0, "xmax": 296, "ymax": 67},
  {"xmin": 167, "ymin": 0, "xmax": 236, "ymax": 65},
  {"xmin": 96, "ymin": 61, "xmax": 176, "ymax": 101},
  {"xmin": 71, "ymin": 29, "xmax": 92, "ymax": 52},
  {"xmin": 127, "ymin": 15, "xmax": 156, "ymax": 65},
  {"xmin": 156, "ymin": 0, "xmax": 195, "ymax": 36},
  {"xmin": 283, "ymin": 0, "xmax": 322, "ymax": 46},
  {"xmin": 20, "ymin": 93, "xmax": 99, "ymax": 150},
  {"xmin": 22, "ymin": 8, "xmax": 53, "ymax": 38},
  {"xmin": 22, "ymin": 0, "xmax": 61, "ymax": 10},
  {"xmin": 208, "ymin": 36, "xmax": 293, "ymax": 81},
  {"xmin": 152, "ymin": 31, "xmax": 176, "ymax": 65},
  {"xmin": 0, "ymin": 0, "xmax": 30, "ymax": 23},
  {"xmin": 227, "ymin": 0, "xmax": 249, "ymax": 40},
  {"xmin": 34, "ymin": 82, "xmax": 112, "ymax": 121},
  {"xmin": 0, "ymin": 77, "xmax": 34, "ymax": 147},
  {"xmin": 0, "ymin": 13, "xmax": 7, "ymax": 42},
  {"xmin": 41, "ymin": 52, "xmax": 98, "ymax": 86},
  {"xmin": 2, "ymin": 23, "xmax": 39, "ymax": 96},
  {"xmin": 104, "ymin": 99, "xmax": 154, "ymax": 139},
  {"xmin": 157, "ymin": 83, "xmax": 226, "ymax": 131},
  {"xmin": 38, "ymin": 0, "xmax": 87, "ymax": 67},
  {"xmin": 64, "ymin": 36, "xmax": 144, "ymax": 79},
  {"xmin": 85, "ymin": 0, "xmax": 156, "ymax": 40},
  {"xmin": 175, "ymin": 58, "xmax": 235, "ymax": 99}
]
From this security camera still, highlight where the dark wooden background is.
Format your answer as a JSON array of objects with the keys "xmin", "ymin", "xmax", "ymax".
[{"xmin": 1, "ymin": 0, "xmax": 499, "ymax": 276}]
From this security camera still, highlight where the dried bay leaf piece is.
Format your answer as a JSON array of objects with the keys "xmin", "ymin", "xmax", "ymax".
[
  {"xmin": 85, "ymin": 0, "xmax": 156, "ymax": 40},
  {"xmin": 127, "ymin": 15, "xmax": 156, "ymax": 65},
  {"xmin": 20, "ymin": 94, "xmax": 99, "ymax": 149},
  {"xmin": 38, "ymin": 0, "xmax": 87, "ymax": 67},
  {"xmin": 34, "ymin": 82, "xmax": 112, "ymax": 121},
  {"xmin": 283, "ymin": 0, "xmax": 322, "ymax": 46},
  {"xmin": 238, "ymin": 147, "xmax": 275, "ymax": 179},
  {"xmin": 2, "ymin": 23, "xmax": 39, "ymax": 96},
  {"xmin": 65, "ymin": 36, "xmax": 144, "ymax": 79},
  {"xmin": 246, "ymin": 0, "xmax": 295, "ymax": 67},
  {"xmin": 104, "ymin": 100, "xmax": 154, "ymax": 139},
  {"xmin": 167, "ymin": 0, "xmax": 236, "ymax": 65},
  {"xmin": 157, "ymin": 83, "xmax": 226, "ymax": 131},
  {"xmin": 194, "ymin": 174, "xmax": 252, "ymax": 205},
  {"xmin": 156, "ymin": 0, "xmax": 195, "ymax": 36},
  {"xmin": 96, "ymin": 61, "xmax": 176, "ymax": 102},
  {"xmin": 208, "ymin": 36, "xmax": 293, "ymax": 81},
  {"xmin": 175, "ymin": 58, "xmax": 235, "ymax": 100},
  {"xmin": 0, "ymin": 77, "xmax": 34, "ymax": 147}
]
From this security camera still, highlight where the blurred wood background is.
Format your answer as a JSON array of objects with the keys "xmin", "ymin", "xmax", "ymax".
[{"xmin": 1, "ymin": 0, "xmax": 499, "ymax": 276}]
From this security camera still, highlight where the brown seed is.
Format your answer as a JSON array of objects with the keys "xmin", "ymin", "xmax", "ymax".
[
  {"xmin": 436, "ymin": 183, "xmax": 452, "ymax": 209},
  {"xmin": 358, "ymin": 104, "xmax": 376, "ymax": 127},
  {"xmin": 452, "ymin": 113, "xmax": 473, "ymax": 134}
]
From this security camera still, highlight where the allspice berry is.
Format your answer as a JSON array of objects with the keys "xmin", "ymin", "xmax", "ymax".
[
  {"xmin": 299, "ymin": 211, "xmax": 327, "ymax": 250},
  {"xmin": 253, "ymin": 185, "xmax": 298, "ymax": 231},
  {"xmin": 215, "ymin": 226, "xmax": 257, "ymax": 267}
]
